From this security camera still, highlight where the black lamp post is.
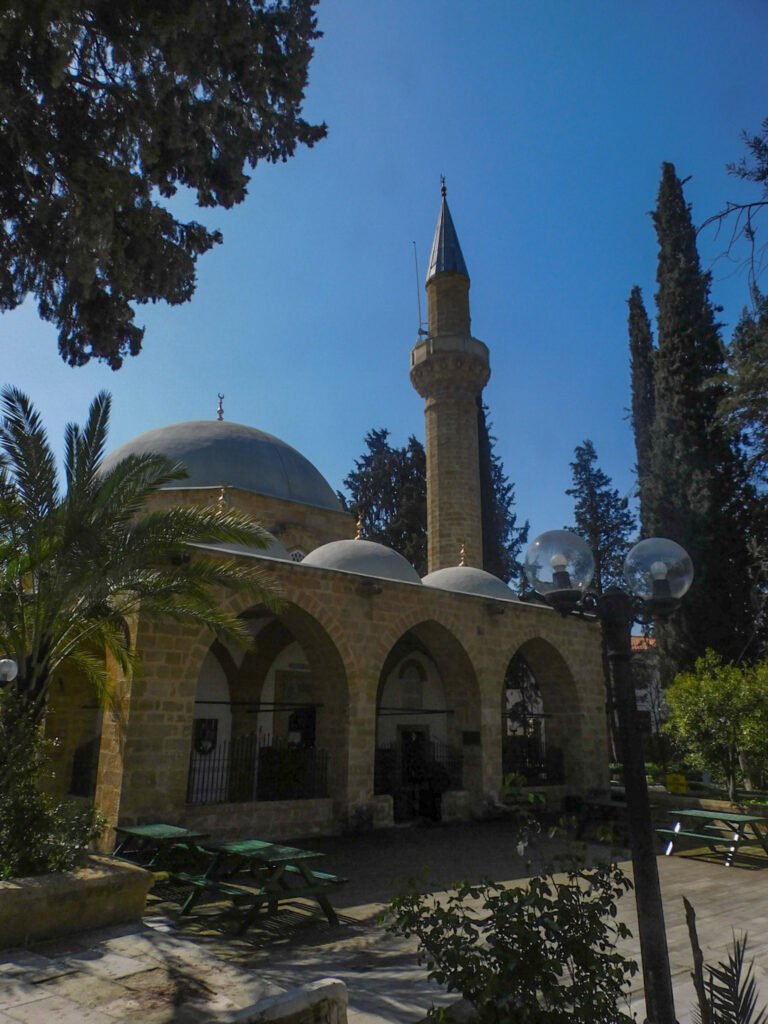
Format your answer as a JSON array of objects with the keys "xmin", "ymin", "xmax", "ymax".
[{"xmin": 523, "ymin": 530, "xmax": 694, "ymax": 1024}]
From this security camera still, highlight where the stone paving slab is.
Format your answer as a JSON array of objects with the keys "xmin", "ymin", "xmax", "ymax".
[{"xmin": 2, "ymin": 821, "xmax": 768, "ymax": 1023}]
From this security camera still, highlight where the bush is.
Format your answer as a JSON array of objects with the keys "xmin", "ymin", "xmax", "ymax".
[
  {"xmin": 385, "ymin": 860, "xmax": 638, "ymax": 1024},
  {"xmin": 0, "ymin": 694, "xmax": 103, "ymax": 879}
]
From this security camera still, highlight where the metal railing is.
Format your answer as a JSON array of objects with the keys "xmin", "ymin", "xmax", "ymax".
[
  {"xmin": 186, "ymin": 733, "xmax": 329, "ymax": 804},
  {"xmin": 502, "ymin": 738, "xmax": 565, "ymax": 785}
]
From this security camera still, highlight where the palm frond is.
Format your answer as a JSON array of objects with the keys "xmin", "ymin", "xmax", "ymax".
[
  {"xmin": 705, "ymin": 933, "xmax": 768, "ymax": 1024},
  {"xmin": 0, "ymin": 386, "xmax": 58, "ymax": 519},
  {"xmin": 63, "ymin": 391, "xmax": 111, "ymax": 495}
]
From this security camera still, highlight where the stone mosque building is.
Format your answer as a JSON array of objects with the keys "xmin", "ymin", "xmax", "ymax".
[{"xmin": 48, "ymin": 190, "xmax": 608, "ymax": 841}]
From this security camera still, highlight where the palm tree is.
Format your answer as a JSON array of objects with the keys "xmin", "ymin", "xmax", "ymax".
[{"xmin": 0, "ymin": 386, "xmax": 280, "ymax": 724}]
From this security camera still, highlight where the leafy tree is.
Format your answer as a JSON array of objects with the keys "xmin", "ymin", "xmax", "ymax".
[
  {"xmin": 664, "ymin": 651, "xmax": 768, "ymax": 801},
  {"xmin": 477, "ymin": 401, "xmax": 529, "ymax": 584},
  {"xmin": 339, "ymin": 428, "xmax": 427, "ymax": 575},
  {"xmin": 0, "ymin": 2, "xmax": 326, "ymax": 368},
  {"xmin": 631, "ymin": 163, "xmax": 757, "ymax": 673},
  {"xmin": 627, "ymin": 287, "xmax": 655, "ymax": 533},
  {"xmin": 341, "ymin": 418, "xmax": 528, "ymax": 583},
  {"xmin": 0, "ymin": 386, "xmax": 280, "ymax": 724},
  {"xmin": 720, "ymin": 288, "xmax": 768, "ymax": 485},
  {"xmin": 386, "ymin": 862, "xmax": 637, "ymax": 1024},
  {"xmin": 565, "ymin": 439, "xmax": 636, "ymax": 593},
  {"xmin": 0, "ymin": 692, "xmax": 102, "ymax": 878},
  {"xmin": 701, "ymin": 116, "xmax": 768, "ymax": 291}
]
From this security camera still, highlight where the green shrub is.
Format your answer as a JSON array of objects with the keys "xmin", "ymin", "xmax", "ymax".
[
  {"xmin": 0, "ymin": 694, "xmax": 103, "ymax": 879},
  {"xmin": 385, "ymin": 860, "xmax": 638, "ymax": 1024}
]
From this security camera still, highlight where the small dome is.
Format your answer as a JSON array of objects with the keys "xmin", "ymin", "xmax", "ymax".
[
  {"xmin": 422, "ymin": 565, "xmax": 516, "ymax": 601},
  {"xmin": 189, "ymin": 532, "xmax": 291, "ymax": 562},
  {"xmin": 302, "ymin": 539, "xmax": 421, "ymax": 584},
  {"xmin": 102, "ymin": 420, "xmax": 341, "ymax": 512}
]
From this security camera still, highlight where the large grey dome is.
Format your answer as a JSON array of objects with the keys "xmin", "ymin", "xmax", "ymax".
[
  {"xmin": 422, "ymin": 565, "xmax": 516, "ymax": 601},
  {"xmin": 302, "ymin": 539, "xmax": 421, "ymax": 584},
  {"xmin": 103, "ymin": 420, "xmax": 341, "ymax": 512}
]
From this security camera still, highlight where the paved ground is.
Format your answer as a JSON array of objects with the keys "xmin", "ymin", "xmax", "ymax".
[{"xmin": 2, "ymin": 820, "xmax": 768, "ymax": 1023}]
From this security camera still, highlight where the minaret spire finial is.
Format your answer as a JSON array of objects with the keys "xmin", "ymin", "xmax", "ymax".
[
  {"xmin": 440, "ymin": 174, "xmax": 447, "ymax": 199},
  {"xmin": 217, "ymin": 393, "xmax": 224, "ymax": 421}
]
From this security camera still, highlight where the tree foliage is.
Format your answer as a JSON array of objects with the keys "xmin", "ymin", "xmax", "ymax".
[
  {"xmin": 629, "ymin": 163, "xmax": 758, "ymax": 673},
  {"xmin": 627, "ymin": 286, "xmax": 655, "ymax": 533},
  {"xmin": 664, "ymin": 651, "xmax": 768, "ymax": 801},
  {"xmin": 565, "ymin": 439, "xmax": 636, "ymax": 593},
  {"xmin": 386, "ymin": 862, "xmax": 637, "ymax": 1024},
  {"xmin": 701, "ymin": 116, "xmax": 768, "ymax": 291},
  {"xmin": 0, "ymin": 692, "xmax": 102, "ymax": 878},
  {"xmin": 339, "ymin": 428, "xmax": 428, "ymax": 575},
  {"xmin": 0, "ymin": 1, "xmax": 326, "ymax": 368},
  {"xmin": 0, "ymin": 386, "xmax": 280, "ymax": 723},
  {"xmin": 720, "ymin": 288, "xmax": 768, "ymax": 486},
  {"xmin": 478, "ymin": 401, "xmax": 529, "ymax": 584},
  {"xmin": 340, "ymin": 419, "xmax": 528, "ymax": 583}
]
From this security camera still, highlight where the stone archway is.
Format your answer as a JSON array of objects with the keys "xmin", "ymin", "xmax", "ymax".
[
  {"xmin": 501, "ymin": 637, "xmax": 584, "ymax": 791},
  {"xmin": 375, "ymin": 620, "xmax": 480, "ymax": 821},
  {"xmin": 188, "ymin": 600, "xmax": 349, "ymax": 808}
]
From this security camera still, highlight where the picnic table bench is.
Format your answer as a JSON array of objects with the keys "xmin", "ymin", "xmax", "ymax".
[
  {"xmin": 170, "ymin": 837, "xmax": 347, "ymax": 932},
  {"xmin": 657, "ymin": 808, "xmax": 768, "ymax": 867}
]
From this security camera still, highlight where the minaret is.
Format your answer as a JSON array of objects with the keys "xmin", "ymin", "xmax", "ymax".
[{"xmin": 410, "ymin": 182, "xmax": 490, "ymax": 573}]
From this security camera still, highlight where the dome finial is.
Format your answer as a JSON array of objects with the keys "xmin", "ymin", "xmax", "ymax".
[
  {"xmin": 216, "ymin": 393, "xmax": 225, "ymax": 421},
  {"xmin": 218, "ymin": 484, "xmax": 230, "ymax": 508},
  {"xmin": 440, "ymin": 174, "xmax": 447, "ymax": 199},
  {"xmin": 355, "ymin": 514, "xmax": 364, "ymax": 540},
  {"xmin": 459, "ymin": 540, "xmax": 466, "ymax": 567}
]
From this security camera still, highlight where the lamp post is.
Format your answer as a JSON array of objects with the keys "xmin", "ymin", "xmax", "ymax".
[{"xmin": 523, "ymin": 531, "xmax": 694, "ymax": 1024}]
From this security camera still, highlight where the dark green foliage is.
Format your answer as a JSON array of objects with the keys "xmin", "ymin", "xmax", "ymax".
[
  {"xmin": 565, "ymin": 439, "xmax": 636, "ymax": 593},
  {"xmin": 0, "ymin": 693, "xmax": 102, "ymax": 879},
  {"xmin": 720, "ymin": 289, "xmax": 768, "ymax": 485},
  {"xmin": 627, "ymin": 287, "xmax": 655, "ymax": 533},
  {"xmin": 478, "ymin": 401, "xmax": 529, "ymax": 584},
  {"xmin": 385, "ymin": 862, "xmax": 637, "ymax": 1024},
  {"xmin": 339, "ymin": 428, "xmax": 428, "ymax": 575},
  {"xmin": 0, "ymin": 1, "xmax": 326, "ymax": 368},
  {"xmin": 633, "ymin": 163, "xmax": 757, "ymax": 672}
]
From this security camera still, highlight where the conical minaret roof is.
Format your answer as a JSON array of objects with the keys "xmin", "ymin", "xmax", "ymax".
[{"xmin": 426, "ymin": 179, "xmax": 469, "ymax": 282}]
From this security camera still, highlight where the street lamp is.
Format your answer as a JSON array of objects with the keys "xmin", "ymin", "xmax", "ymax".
[
  {"xmin": 0, "ymin": 657, "xmax": 18, "ymax": 684},
  {"xmin": 523, "ymin": 530, "xmax": 693, "ymax": 1024}
]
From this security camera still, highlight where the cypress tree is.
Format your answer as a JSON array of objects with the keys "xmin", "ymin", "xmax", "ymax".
[
  {"xmin": 565, "ymin": 440, "xmax": 636, "ymax": 593},
  {"xmin": 646, "ymin": 163, "xmax": 754, "ymax": 671},
  {"xmin": 477, "ymin": 401, "xmax": 529, "ymax": 585},
  {"xmin": 627, "ymin": 286, "xmax": 655, "ymax": 533}
]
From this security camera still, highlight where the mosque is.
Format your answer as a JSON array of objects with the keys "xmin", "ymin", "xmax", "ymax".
[{"xmin": 47, "ymin": 190, "xmax": 608, "ymax": 840}]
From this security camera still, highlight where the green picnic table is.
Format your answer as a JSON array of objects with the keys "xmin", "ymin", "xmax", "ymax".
[
  {"xmin": 172, "ymin": 837, "xmax": 347, "ymax": 932},
  {"xmin": 113, "ymin": 823, "xmax": 209, "ymax": 870},
  {"xmin": 657, "ymin": 808, "xmax": 768, "ymax": 867}
]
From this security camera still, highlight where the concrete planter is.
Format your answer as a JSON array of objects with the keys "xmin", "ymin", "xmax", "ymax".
[{"xmin": 0, "ymin": 854, "xmax": 153, "ymax": 950}]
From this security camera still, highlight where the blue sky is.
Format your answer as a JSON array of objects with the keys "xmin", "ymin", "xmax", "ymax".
[{"xmin": 4, "ymin": 0, "xmax": 767, "ymax": 548}]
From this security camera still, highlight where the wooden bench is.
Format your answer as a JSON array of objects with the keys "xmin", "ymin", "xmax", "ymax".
[{"xmin": 656, "ymin": 828, "xmax": 733, "ymax": 845}]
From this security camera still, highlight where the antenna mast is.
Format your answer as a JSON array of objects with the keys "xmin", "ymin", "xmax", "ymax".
[{"xmin": 413, "ymin": 242, "xmax": 428, "ymax": 336}]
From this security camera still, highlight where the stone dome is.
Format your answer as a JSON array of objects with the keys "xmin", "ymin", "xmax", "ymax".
[
  {"xmin": 102, "ymin": 420, "xmax": 341, "ymax": 511},
  {"xmin": 422, "ymin": 565, "xmax": 516, "ymax": 601},
  {"xmin": 302, "ymin": 539, "xmax": 422, "ymax": 584},
  {"xmin": 189, "ymin": 532, "xmax": 291, "ymax": 562}
]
